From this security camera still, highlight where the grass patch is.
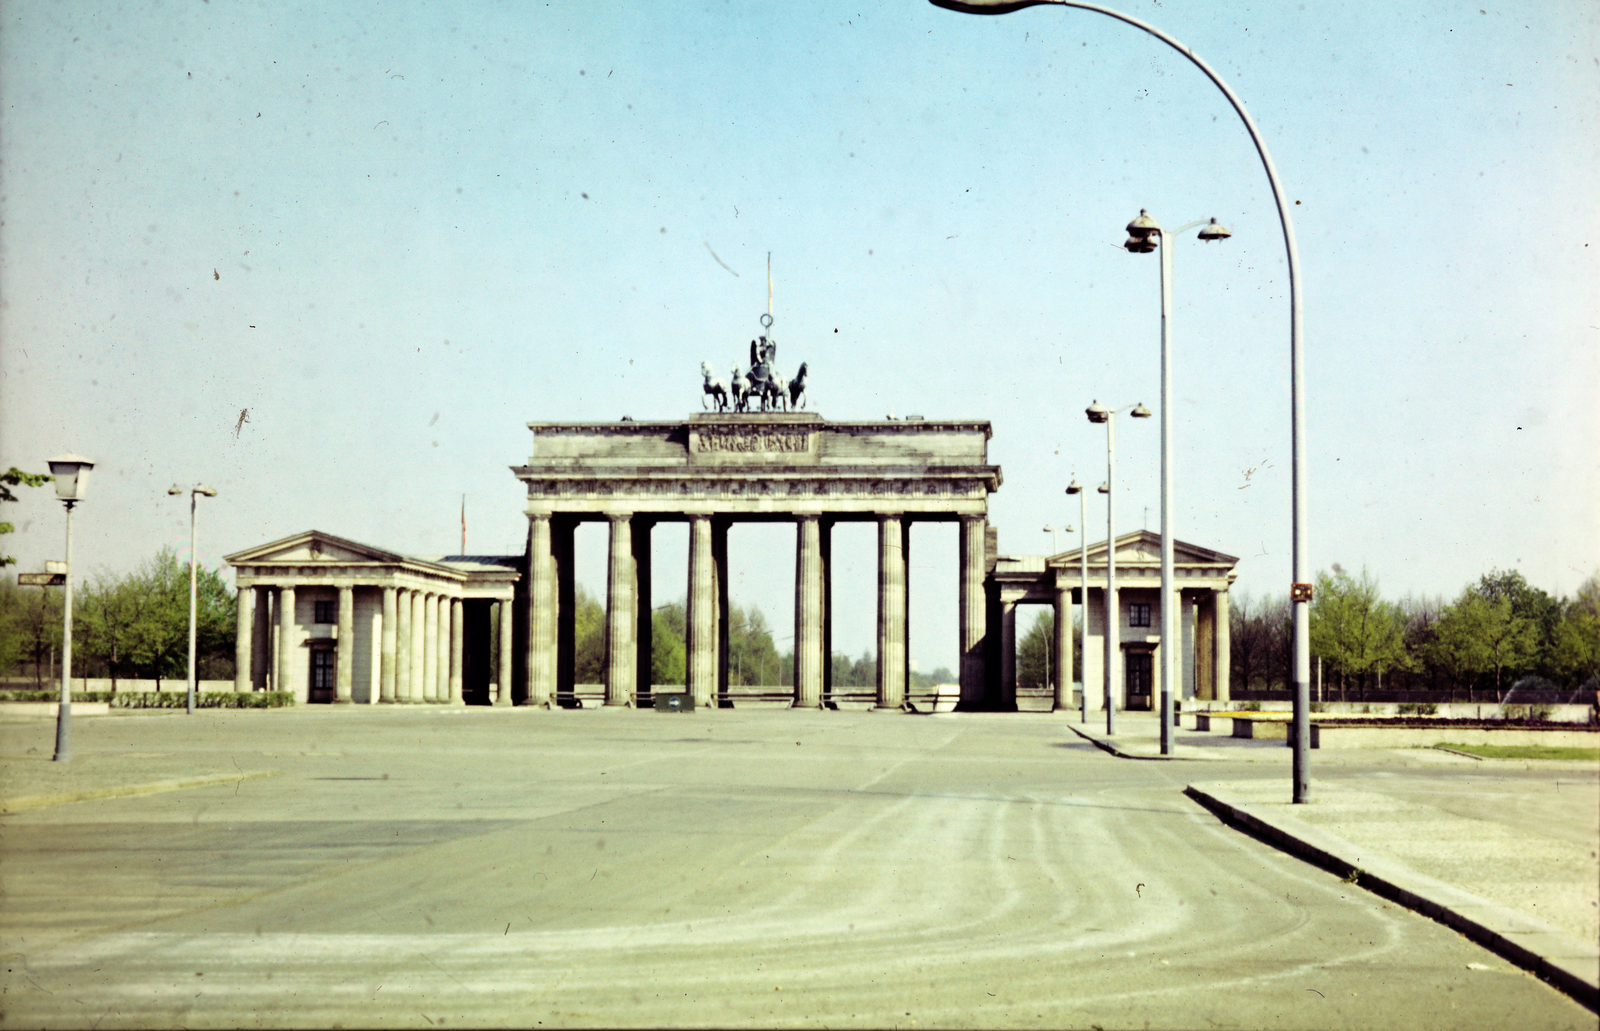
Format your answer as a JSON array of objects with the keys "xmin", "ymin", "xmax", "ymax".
[{"xmin": 1436, "ymin": 742, "xmax": 1600, "ymax": 761}]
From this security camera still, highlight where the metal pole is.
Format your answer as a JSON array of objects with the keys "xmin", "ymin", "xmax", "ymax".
[
  {"xmin": 187, "ymin": 491, "xmax": 199, "ymax": 715},
  {"xmin": 1079, "ymin": 490, "xmax": 1088, "ymax": 724},
  {"xmin": 934, "ymin": 0, "xmax": 1308, "ymax": 798},
  {"xmin": 53, "ymin": 502, "xmax": 74, "ymax": 762},
  {"xmin": 1158, "ymin": 228, "xmax": 1174, "ymax": 755},
  {"xmin": 1105, "ymin": 414, "xmax": 1117, "ymax": 737}
]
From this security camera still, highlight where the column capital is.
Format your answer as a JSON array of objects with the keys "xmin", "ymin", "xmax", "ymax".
[{"xmin": 606, "ymin": 510, "xmax": 635, "ymax": 523}]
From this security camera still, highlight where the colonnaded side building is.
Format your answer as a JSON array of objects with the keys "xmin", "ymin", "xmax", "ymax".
[{"xmin": 226, "ymin": 413, "xmax": 1236, "ymax": 711}]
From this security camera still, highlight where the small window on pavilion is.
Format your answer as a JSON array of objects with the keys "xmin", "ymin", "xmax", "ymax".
[{"xmin": 1129, "ymin": 602, "xmax": 1151, "ymax": 628}]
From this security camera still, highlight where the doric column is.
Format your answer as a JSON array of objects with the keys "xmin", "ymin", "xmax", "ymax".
[
  {"xmin": 335, "ymin": 585, "xmax": 355, "ymax": 703},
  {"xmin": 793, "ymin": 515, "xmax": 825, "ymax": 708},
  {"xmin": 1214, "ymin": 588, "xmax": 1231, "ymax": 703},
  {"xmin": 409, "ymin": 589, "xmax": 426, "ymax": 702},
  {"xmin": 686, "ymin": 514, "xmax": 716, "ymax": 707},
  {"xmin": 958, "ymin": 516, "xmax": 987, "ymax": 710},
  {"xmin": 436, "ymin": 593, "xmax": 451, "ymax": 704},
  {"xmin": 496, "ymin": 598, "xmax": 514, "ymax": 705},
  {"xmin": 821, "ymin": 520, "xmax": 835, "ymax": 705},
  {"xmin": 525, "ymin": 514, "xmax": 556, "ymax": 707},
  {"xmin": 875, "ymin": 513, "xmax": 907, "ymax": 711},
  {"xmin": 423, "ymin": 592, "xmax": 439, "ymax": 702},
  {"xmin": 277, "ymin": 585, "xmax": 298, "ymax": 701},
  {"xmin": 999, "ymin": 596, "xmax": 1017, "ymax": 711},
  {"xmin": 714, "ymin": 519, "xmax": 729, "ymax": 708},
  {"xmin": 1053, "ymin": 582, "xmax": 1073, "ymax": 711},
  {"xmin": 396, "ymin": 589, "xmax": 413, "ymax": 701},
  {"xmin": 234, "ymin": 585, "xmax": 254, "ymax": 693},
  {"xmin": 449, "ymin": 597, "xmax": 465, "ymax": 705},
  {"xmin": 604, "ymin": 513, "xmax": 637, "ymax": 707},
  {"xmin": 380, "ymin": 587, "xmax": 398, "ymax": 702},
  {"xmin": 633, "ymin": 519, "xmax": 653, "ymax": 705}
]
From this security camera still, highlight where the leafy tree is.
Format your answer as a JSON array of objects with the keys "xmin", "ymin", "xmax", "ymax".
[
  {"xmin": 1017, "ymin": 609, "xmax": 1055, "ymax": 690},
  {"xmin": 0, "ymin": 576, "xmax": 62, "ymax": 682},
  {"xmin": 75, "ymin": 548, "xmax": 236, "ymax": 685},
  {"xmin": 1550, "ymin": 572, "xmax": 1600, "ymax": 688},
  {"xmin": 1476, "ymin": 569, "xmax": 1561, "ymax": 679},
  {"xmin": 1310, "ymin": 567, "xmax": 1407, "ymax": 695},
  {"xmin": 1, "ymin": 468, "xmax": 52, "ymax": 568},
  {"xmin": 1425, "ymin": 585, "xmax": 1539, "ymax": 698},
  {"xmin": 727, "ymin": 603, "xmax": 780, "ymax": 686},
  {"xmin": 572, "ymin": 584, "xmax": 605, "ymax": 684},
  {"xmin": 651, "ymin": 602, "xmax": 686, "ymax": 686}
]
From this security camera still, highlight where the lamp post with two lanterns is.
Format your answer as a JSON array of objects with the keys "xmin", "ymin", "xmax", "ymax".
[
  {"xmin": 1085, "ymin": 401, "xmax": 1149, "ymax": 736},
  {"xmin": 1124, "ymin": 210, "xmax": 1231, "ymax": 755},
  {"xmin": 168, "ymin": 484, "xmax": 218, "ymax": 715},
  {"xmin": 45, "ymin": 454, "xmax": 94, "ymax": 763}
]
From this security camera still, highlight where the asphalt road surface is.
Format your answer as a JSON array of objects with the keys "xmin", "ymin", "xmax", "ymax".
[{"xmin": 2, "ymin": 708, "xmax": 1593, "ymax": 1029}]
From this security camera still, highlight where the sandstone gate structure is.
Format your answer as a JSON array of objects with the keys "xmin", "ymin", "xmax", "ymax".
[{"xmin": 513, "ymin": 413, "xmax": 1003, "ymax": 710}]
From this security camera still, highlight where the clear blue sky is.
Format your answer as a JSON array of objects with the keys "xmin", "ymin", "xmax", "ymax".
[{"xmin": 3, "ymin": 1, "xmax": 1596, "ymax": 676}]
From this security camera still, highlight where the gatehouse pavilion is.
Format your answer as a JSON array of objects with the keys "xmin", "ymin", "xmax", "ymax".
[{"xmin": 226, "ymin": 413, "xmax": 1236, "ymax": 711}]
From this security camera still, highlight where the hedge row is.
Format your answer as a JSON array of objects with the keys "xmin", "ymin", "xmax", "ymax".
[{"xmin": 0, "ymin": 690, "xmax": 295, "ymax": 709}]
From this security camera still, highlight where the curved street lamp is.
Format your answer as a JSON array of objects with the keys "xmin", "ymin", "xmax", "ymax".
[
  {"xmin": 931, "ymin": 0, "xmax": 1311, "ymax": 801},
  {"xmin": 169, "ymin": 484, "xmax": 218, "ymax": 715},
  {"xmin": 1125, "ymin": 210, "xmax": 1230, "ymax": 756},
  {"xmin": 1086, "ymin": 401, "xmax": 1149, "ymax": 735}
]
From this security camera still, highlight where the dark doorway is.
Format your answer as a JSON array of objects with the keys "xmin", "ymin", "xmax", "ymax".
[
  {"xmin": 309, "ymin": 648, "xmax": 335, "ymax": 704},
  {"xmin": 1125, "ymin": 650, "xmax": 1153, "ymax": 711}
]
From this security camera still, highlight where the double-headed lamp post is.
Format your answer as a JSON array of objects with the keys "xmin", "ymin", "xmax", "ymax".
[
  {"xmin": 168, "ymin": 484, "xmax": 218, "ymax": 715},
  {"xmin": 1125, "ymin": 211, "xmax": 1231, "ymax": 756},
  {"xmin": 1065, "ymin": 480, "xmax": 1089, "ymax": 722},
  {"xmin": 1086, "ymin": 401, "xmax": 1150, "ymax": 735},
  {"xmin": 46, "ymin": 454, "xmax": 94, "ymax": 763},
  {"xmin": 930, "ymin": 0, "xmax": 1310, "ymax": 802}
]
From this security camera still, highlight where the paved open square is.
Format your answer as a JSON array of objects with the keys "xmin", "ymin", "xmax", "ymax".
[{"xmin": 2, "ymin": 707, "xmax": 1594, "ymax": 1029}]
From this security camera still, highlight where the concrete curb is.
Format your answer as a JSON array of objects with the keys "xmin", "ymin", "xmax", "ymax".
[
  {"xmin": 0, "ymin": 769, "xmax": 282, "ymax": 813},
  {"xmin": 1184, "ymin": 782, "xmax": 1600, "ymax": 1012},
  {"xmin": 1066, "ymin": 722, "xmax": 1228, "ymax": 761}
]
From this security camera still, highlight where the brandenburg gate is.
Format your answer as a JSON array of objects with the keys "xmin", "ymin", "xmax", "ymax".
[{"xmin": 513, "ymin": 412, "xmax": 1003, "ymax": 710}]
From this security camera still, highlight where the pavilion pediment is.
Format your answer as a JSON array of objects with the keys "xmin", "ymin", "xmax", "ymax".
[{"xmin": 224, "ymin": 530, "xmax": 406, "ymax": 567}]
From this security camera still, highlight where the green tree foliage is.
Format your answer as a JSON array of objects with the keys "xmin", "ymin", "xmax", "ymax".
[
  {"xmin": 1309, "ymin": 567, "xmax": 1407, "ymax": 693},
  {"xmin": 0, "ymin": 576, "xmax": 63, "ymax": 682},
  {"xmin": 651, "ymin": 602, "xmax": 686, "ymax": 686},
  {"xmin": 1, "ymin": 467, "xmax": 52, "ymax": 567},
  {"xmin": 1550, "ymin": 573, "xmax": 1600, "ymax": 688},
  {"xmin": 726, "ymin": 603, "xmax": 781, "ymax": 686},
  {"xmin": 1017, "ymin": 609, "xmax": 1054, "ymax": 690},
  {"xmin": 75, "ymin": 548, "xmax": 236, "ymax": 684},
  {"xmin": 572, "ymin": 584, "xmax": 605, "ymax": 684}
]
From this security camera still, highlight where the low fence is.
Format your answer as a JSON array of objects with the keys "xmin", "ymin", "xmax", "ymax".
[
  {"xmin": 1185, "ymin": 699, "xmax": 1596, "ymax": 724},
  {"xmin": 0, "ymin": 677, "xmax": 244, "ymax": 694}
]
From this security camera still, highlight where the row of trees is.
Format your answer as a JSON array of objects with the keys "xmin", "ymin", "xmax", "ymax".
[
  {"xmin": 1238, "ymin": 567, "xmax": 1599, "ymax": 698},
  {"xmin": 0, "ymin": 549, "xmax": 236, "ymax": 686}
]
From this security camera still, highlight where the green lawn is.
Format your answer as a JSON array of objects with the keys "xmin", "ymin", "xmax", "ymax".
[{"xmin": 1436, "ymin": 743, "xmax": 1600, "ymax": 761}]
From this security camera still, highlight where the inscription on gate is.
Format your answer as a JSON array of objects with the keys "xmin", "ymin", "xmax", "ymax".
[{"xmin": 694, "ymin": 427, "xmax": 811, "ymax": 453}]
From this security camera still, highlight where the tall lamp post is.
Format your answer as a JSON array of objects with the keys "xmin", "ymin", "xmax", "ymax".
[
  {"xmin": 1086, "ymin": 401, "xmax": 1150, "ymax": 735},
  {"xmin": 929, "ymin": 0, "xmax": 1310, "ymax": 802},
  {"xmin": 1065, "ymin": 480, "xmax": 1089, "ymax": 722},
  {"xmin": 1125, "ymin": 211, "xmax": 1231, "ymax": 755},
  {"xmin": 46, "ymin": 454, "xmax": 94, "ymax": 763},
  {"xmin": 168, "ymin": 484, "xmax": 218, "ymax": 715}
]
